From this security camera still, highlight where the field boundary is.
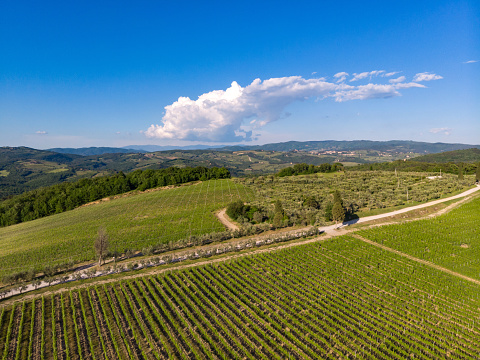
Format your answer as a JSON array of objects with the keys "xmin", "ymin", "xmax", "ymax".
[{"xmin": 350, "ymin": 233, "xmax": 480, "ymax": 286}]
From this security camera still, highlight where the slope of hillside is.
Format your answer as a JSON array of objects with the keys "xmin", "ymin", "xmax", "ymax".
[
  {"xmin": 219, "ymin": 140, "xmax": 480, "ymax": 153},
  {"xmin": 0, "ymin": 147, "xmax": 352, "ymax": 198},
  {"xmin": 3, "ymin": 141, "xmax": 479, "ymax": 199},
  {"xmin": 412, "ymin": 147, "xmax": 480, "ymax": 163},
  {"xmin": 0, "ymin": 179, "xmax": 253, "ymax": 280},
  {"xmin": 47, "ymin": 147, "xmax": 144, "ymax": 156}
]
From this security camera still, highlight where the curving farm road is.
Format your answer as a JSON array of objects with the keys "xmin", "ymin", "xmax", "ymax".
[{"xmin": 320, "ymin": 184, "xmax": 480, "ymax": 233}]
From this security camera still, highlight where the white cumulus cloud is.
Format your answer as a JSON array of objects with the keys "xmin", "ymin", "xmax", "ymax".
[
  {"xmin": 429, "ymin": 127, "xmax": 452, "ymax": 135},
  {"xmin": 413, "ymin": 72, "xmax": 443, "ymax": 82},
  {"xmin": 333, "ymin": 82, "xmax": 424, "ymax": 102},
  {"xmin": 384, "ymin": 72, "xmax": 399, "ymax": 77},
  {"xmin": 146, "ymin": 77, "xmax": 337, "ymax": 142},
  {"xmin": 389, "ymin": 76, "xmax": 406, "ymax": 84},
  {"xmin": 350, "ymin": 70, "xmax": 385, "ymax": 82},
  {"xmin": 145, "ymin": 71, "xmax": 440, "ymax": 142},
  {"xmin": 36, "ymin": 131, "xmax": 47, "ymax": 135},
  {"xmin": 333, "ymin": 72, "xmax": 349, "ymax": 83}
]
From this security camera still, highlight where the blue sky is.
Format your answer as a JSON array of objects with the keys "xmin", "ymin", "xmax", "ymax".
[{"xmin": 0, "ymin": 0, "xmax": 479, "ymax": 148}]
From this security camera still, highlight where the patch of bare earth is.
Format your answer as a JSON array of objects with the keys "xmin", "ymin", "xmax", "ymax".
[{"xmin": 215, "ymin": 208, "xmax": 239, "ymax": 231}]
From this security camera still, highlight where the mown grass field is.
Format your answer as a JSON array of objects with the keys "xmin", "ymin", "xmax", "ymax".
[
  {"xmin": 359, "ymin": 195, "xmax": 480, "ymax": 280},
  {"xmin": 0, "ymin": 179, "xmax": 253, "ymax": 279},
  {"xmin": 1, "ymin": 234, "xmax": 479, "ymax": 359}
]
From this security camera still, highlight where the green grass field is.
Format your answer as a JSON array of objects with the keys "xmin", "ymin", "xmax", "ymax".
[
  {"xmin": 0, "ymin": 179, "xmax": 253, "ymax": 278},
  {"xmin": 359, "ymin": 195, "xmax": 480, "ymax": 280}
]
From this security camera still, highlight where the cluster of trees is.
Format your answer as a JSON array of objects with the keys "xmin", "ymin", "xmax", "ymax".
[
  {"xmin": 0, "ymin": 166, "xmax": 230, "ymax": 227},
  {"xmin": 277, "ymin": 162, "xmax": 343, "ymax": 177},
  {"xmin": 321, "ymin": 190, "xmax": 348, "ymax": 224},
  {"xmin": 226, "ymin": 200, "xmax": 264, "ymax": 223},
  {"xmin": 226, "ymin": 199, "xmax": 291, "ymax": 228}
]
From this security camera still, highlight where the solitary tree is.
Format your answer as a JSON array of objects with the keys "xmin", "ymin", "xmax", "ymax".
[
  {"xmin": 95, "ymin": 227, "xmax": 109, "ymax": 266},
  {"xmin": 332, "ymin": 201, "xmax": 345, "ymax": 225},
  {"xmin": 333, "ymin": 190, "xmax": 344, "ymax": 208},
  {"xmin": 332, "ymin": 190, "xmax": 345, "ymax": 225},
  {"xmin": 476, "ymin": 162, "xmax": 480, "ymax": 183}
]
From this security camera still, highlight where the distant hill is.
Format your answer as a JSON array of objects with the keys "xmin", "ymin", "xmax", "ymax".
[
  {"xmin": 47, "ymin": 147, "xmax": 144, "ymax": 156},
  {"xmin": 0, "ymin": 147, "xmax": 347, "ymax": 199},
  {"xmin": 412, "ymin": 148, "xmax": 480, "ymax": 163},
  {"xmin": 2, "ymin": 140, "xmax": 479, "ymax": 199},
  {"xmin": 48, "ymin": 140, "xmax": 480, "ymax": 156},
  {"xmin": 218, "ymin": 140, "xmax": 480, "ymax": 153},
  {"xmin": 124, "ymin": 144, "xmax": 223, "ymax": 152},
  {"xmin": 47, "ymin": 145, "xmax": 228, "ymax": 154},
  {"xmin": 0, "ymin": 146, "xmax": 81, "ymax": 164}
]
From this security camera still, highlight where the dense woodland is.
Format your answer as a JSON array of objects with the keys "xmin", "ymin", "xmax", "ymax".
[{"xmin": 0, "ymin": 166, "xmax": 230, "ymax": 227}]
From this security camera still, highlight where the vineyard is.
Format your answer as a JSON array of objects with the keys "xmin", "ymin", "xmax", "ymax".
[
  {"xmin": 0, "ymin": 179, "xmax": 253, "ymax": 279},
  {"xmin": 1, "ymin": 235, "xmax": 479, "ymax": 359},
  {"xmin": 359, "ymin": 195, "xmax": 480, "ymax": 280},
  {"xmin": 240, "ymin": 171, "xmax": 474, "ymax": 225}
]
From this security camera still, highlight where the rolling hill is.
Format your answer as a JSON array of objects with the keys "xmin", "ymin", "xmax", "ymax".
[
  {"xmin": 412, "ymin": 148, "xmax": 480, "ymax": 163},
  {"xmin": 0, "ymin": 179, "xmax": 252, "ymax": 280}
]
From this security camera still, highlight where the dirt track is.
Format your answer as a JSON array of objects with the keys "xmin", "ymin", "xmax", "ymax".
[{"xmin": 215, "ymin": 209, "xmax": 239, "ymax": 231}]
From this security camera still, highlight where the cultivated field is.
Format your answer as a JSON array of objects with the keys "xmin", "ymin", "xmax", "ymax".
[
  {"xmin": 1, "ymin": 176, "xmax": 480, "ymax": 358},
  {"xmin": 359, "ymin": 195, "xmax": 480, "ymax": 280},
  {"xmin": 0, "ymin": 179, "xmax": 253, "ymax": 279},
  {"xmin": 1, "ymin": 235, "xmax": 479, "ymax": 359}
]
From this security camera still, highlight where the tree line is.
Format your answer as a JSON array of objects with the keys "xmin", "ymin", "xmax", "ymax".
[
  {"xmin": 0, "ymin": 166, "xmax": 230, "ymax": 227},
  {"xmin": 277, "ymin": 162, "xmax": 343, "ymax": 177}
]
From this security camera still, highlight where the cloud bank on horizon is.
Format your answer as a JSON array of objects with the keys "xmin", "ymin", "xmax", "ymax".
[{"xmin": 145, "ymin": 71, "xmax": 442, "ymax": 142}]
